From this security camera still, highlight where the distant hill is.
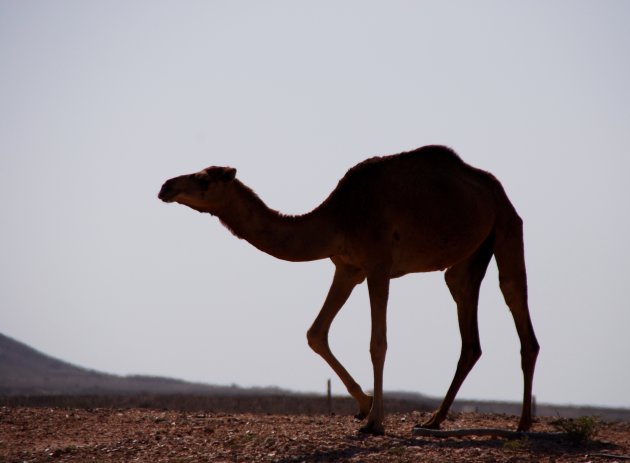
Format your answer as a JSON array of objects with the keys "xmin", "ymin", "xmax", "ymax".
[
  {"xmin": 2, "ymin": 332, "xmax": 629, "ymax": 422},
  {"xmin": 0, "ymin": 332, "xmax": 283, "ymax": 397}
]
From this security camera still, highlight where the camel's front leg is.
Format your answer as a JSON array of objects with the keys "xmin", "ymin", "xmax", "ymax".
[
  {"xmin": 306, "ymin": 264, "xmax": 372, "ymax": 419},
  {"xmin": 359, "ymin": 272, "xmax": 390, "ymax": 435}
]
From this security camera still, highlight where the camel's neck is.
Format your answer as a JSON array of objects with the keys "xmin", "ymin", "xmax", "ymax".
[{"xmin": 213, "ymin": 180, "xmax": 340, "ymax": 262}]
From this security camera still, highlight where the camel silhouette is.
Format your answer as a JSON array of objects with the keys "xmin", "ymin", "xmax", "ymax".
[{"xmin": 158, "ymin": 145, "xmax": 539, "ymax": 435}]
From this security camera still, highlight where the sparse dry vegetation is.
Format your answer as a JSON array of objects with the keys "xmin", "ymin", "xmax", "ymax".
[{"xmin": 552, "ymin": 415, "xmax": 601, "ymax": 443}]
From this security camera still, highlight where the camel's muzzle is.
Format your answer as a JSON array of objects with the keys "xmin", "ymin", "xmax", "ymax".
[{"xmin": 158, "ymin": 181, "xmax": 177, "ymax": 203}]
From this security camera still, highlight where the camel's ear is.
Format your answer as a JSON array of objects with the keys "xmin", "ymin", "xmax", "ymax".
[{"xmin": 222, "ymin": 167, "xmax": 237, "ymax": 181}]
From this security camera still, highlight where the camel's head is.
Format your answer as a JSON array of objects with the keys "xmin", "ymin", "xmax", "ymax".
[{"xmin": 158, "ymin": 166, "xmax": 237, "ymax": 213}]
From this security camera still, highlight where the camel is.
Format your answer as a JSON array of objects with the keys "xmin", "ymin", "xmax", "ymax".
[{"xmin": 158, "ymin": 145, "xmax": 539, "ymax": 435}]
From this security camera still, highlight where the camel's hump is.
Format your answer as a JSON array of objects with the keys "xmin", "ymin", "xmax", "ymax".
[{"xmin": 347, "ymin": 145, "xmax": 462, "ymax": 175}]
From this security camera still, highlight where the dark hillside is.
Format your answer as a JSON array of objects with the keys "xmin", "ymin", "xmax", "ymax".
[
  {"xmin": 2, "ymin": 332, "xmax": 629, "ymax": 422},
  {"xmin": 0, "ymin": 332, "xmax": 275, "ymax": 397}
]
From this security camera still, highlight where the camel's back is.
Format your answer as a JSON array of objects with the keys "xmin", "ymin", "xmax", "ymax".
[{"xmin": 322, "ymin": 146, "xmax": 512, "ymax": 270}]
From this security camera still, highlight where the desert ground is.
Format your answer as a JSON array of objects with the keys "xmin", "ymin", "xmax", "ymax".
[{"xmin": 2, "ymin": 406, "xmax": 630, "ymax": 463}]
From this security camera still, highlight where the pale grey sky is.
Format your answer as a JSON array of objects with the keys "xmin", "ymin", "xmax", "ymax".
[{"xmin": 1, "ymin": 1, "xmax": 629, "ymax": 408}]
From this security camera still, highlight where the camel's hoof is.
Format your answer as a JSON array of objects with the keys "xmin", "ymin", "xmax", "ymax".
[
  {"xmin": 419, "ymin": 416, "xmax": 441, "ymax": 430},
  {"xmin": 354, "ymin": 396, "xmax": 373, "ymax": 421},
  {"xmin": 416, "ymin": 423, "xmax": 441, "ymax": 432},
  {"xmin": 517, "ymin": 418, "xmax": 532, "ymax": 432},
  {"xmin": 358, "ymin": 421, "xmax": 385, "ymax": 436}
]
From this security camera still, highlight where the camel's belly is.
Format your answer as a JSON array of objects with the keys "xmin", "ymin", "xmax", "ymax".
[
  {"xmin": 337, "ymin": 212, "xmax": 494, "ymax": 278},
  {"xmin": 389, "ymin": 245, "xmax": 468, "ymax": 277},
  {"xmin": 400, "ymin": 211, "xmax": 494, "ymax": 270}
]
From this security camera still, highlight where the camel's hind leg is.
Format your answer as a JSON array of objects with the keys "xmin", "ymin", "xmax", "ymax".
[
  {"xmin": 494, "ymin": 216, "xmax": 539, "ymax": 431},
  {"xmin": 421, "ymin": 236, "xmax": 494, "ymax": 430}
]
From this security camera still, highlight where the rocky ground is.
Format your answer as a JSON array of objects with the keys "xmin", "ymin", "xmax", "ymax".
[{"xmin": 1, "ymin": 407, "xmax": 629, "ymax": 462}]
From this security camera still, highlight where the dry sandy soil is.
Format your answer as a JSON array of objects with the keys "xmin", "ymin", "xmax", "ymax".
[{"xmin": 1, "ymin": 407, "xmax": 629, "ymax": 462}]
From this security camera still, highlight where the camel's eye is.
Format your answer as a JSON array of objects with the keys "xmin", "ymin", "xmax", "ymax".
[{"xmin": 193, "ymin": 173, "xmax": 210, "ymax": 188}]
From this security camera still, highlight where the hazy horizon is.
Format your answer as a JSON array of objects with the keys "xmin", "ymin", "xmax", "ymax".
[
  {"xmin": 2, "ymin": 1, "xmax": 629, "ymax": 409},
  {"xmin": 4, "ymin": 329, "xmax": 628, "ymax": 411}
]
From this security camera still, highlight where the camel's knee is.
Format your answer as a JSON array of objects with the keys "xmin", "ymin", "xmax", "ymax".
[
  {"xmin": 521, "ymin": 339, "xmax": 539, "ymax": 371},
  {"xmin": 306, "ymin": 327, "xmax": 328, "ymax": 355},
  {"xmin": 525, "ymin": 332, "xmax": 540, "ymax": 356},
  {"xmin": 460, "ymin": 341, "xmax": 482, "ymax": 368},
  {"xmin": 369, "ymin": 332, "xmax": 387, "ymax": 363},
  {"xmin": 469, "ymin": 342, "xmax": 482, "ymax": 364}
]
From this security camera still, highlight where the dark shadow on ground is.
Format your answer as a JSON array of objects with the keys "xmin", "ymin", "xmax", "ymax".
[{"xmin": 276, "ymin": 430, "xmax": 622, "ymax": 463}]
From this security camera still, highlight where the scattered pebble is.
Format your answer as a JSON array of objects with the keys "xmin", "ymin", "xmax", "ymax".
[{"xmin": 1, "ymin": 407, "xmax": 628, "ymax": 462}]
